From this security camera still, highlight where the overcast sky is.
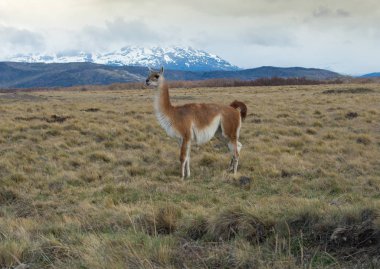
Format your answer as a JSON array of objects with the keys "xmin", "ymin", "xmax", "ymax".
[{"xmin": 0, "ymin": 0, "xmax": 379, "ymax": 74}]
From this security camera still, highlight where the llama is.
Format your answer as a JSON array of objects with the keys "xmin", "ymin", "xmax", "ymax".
[{"xmin": 145, "ymin": 67, "xmax": 247, "ymax": 180}]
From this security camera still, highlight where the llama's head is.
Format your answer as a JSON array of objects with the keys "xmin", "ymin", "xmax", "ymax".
[{"xmin": 146, "ymin": 67, "xmax": 164, "ymax": 87}]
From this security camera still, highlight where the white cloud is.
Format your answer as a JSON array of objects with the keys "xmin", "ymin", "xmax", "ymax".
[
  {"xmin": 79, "ymin": 18, "xmax": 165, "ymax": 50},
  {"xmin": 242, "ymin": 27, "xmax": 297, "ymax": 47},
  {"xmin": 0, "ymin": 25, "xmax": 45, "ymax": 54},
  {"xmin": 312, "ymin": 6, "xmax": 351, "ymax": 18}
]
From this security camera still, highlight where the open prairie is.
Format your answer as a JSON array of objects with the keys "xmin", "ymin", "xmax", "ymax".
[{"xmin": 0, "ymin": 83, "xmax": 379, "ymax": 268}]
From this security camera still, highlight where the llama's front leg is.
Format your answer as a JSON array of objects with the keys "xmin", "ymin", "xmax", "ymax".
[
  {"xmin": 180, "ymin": 139, "xmax": 190, "ymax": 180},
  {"xmin": 185, "ymin": 142, "xmax": 191, "ymax": 178},
  {"xmin": 228, "ymin": 156, "xmax": 235, "ymax": 172},
  {"xmin": 233, "ymin": 155, "xmax": 239, "ymax": 175}
]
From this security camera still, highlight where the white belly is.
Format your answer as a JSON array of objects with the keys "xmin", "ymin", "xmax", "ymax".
[{"xmin": 192, "ymin": 115, "xmax": 221, "ymax": 145}]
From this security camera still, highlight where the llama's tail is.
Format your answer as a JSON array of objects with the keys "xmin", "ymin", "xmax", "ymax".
[{"xmin": 230, "ymin": 100, "xmax": 247, "ymax": 121}]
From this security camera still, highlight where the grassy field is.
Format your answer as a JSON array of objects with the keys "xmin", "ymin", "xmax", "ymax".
[{"xmin": 0, "ymin": 84, "xmax": 379, "ymax": 268}]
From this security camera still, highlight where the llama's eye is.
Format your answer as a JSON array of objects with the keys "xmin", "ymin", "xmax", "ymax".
[{"xmin": 154, "ymin": 75, "xmax": 159, "ymax": 79}]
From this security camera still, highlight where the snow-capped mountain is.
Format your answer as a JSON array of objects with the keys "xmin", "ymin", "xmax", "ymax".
[{"xmin": 8, "ymin": 46, "xmax": 239, "ymax": 71}]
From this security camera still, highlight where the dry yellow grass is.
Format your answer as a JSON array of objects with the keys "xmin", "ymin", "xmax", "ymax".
[{"xmin": 0, "ymin": 83, "xmax": 379, "ymax": 268}]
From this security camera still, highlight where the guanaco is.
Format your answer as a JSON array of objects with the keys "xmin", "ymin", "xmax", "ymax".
[{"xmin": 146, "ymin": 67, "xmax": 247, "ymax": 179}]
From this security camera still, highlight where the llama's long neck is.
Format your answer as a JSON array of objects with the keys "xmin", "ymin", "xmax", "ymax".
[{"xmin": 154, "ymin": 78, "xmax": 173, "ymax": 114}]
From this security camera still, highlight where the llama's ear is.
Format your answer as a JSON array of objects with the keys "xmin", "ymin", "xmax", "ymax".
[{"xmin": 160, "ymin": 66, "xmax": 164, "ymax": 74}]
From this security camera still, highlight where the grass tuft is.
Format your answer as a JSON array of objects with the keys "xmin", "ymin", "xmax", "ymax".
[
  {"xmin": 134, "ymin": 206, "xmax": 182, "ymax": 235},
  {"xmin": 208, "ymin": 207, "xmax": 268, "ymax": 243},
  {"xmin": 182, "ymin": 215, "xmax": 208, "ymax": 240}
]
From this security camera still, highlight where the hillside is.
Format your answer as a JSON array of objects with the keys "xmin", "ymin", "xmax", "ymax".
[
  {"xmin": 202, "ymin": 66, "xmax": 342, "ymax": 80},
  {"xmin": 0, "ymin": 62, "xmax": 342, "ymax": 88},
  {"xmin": 361, "ymin": 72, "xmax": 380, "ymax": 78},
  {"xmin": 0, "ymin": 62, "xmax": 147, "ymax": 88}
]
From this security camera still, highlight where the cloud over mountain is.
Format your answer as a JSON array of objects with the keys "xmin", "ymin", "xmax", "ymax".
[
  {"xmin": 0, "ymin": 25, "xmax": 44, "ymax": 53},
  {"xmin": 312, "ymin": 6, "xmax": 351, "ymax": 18},
  {"xmin": 242, "ymin": 27, "xmax": 296, "ymax": 47},
  {"xmin": 81, "ymin": 18, "xmax": 164, "ymax": 46}
]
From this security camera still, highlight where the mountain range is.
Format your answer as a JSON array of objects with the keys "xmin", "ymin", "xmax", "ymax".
[
  {"xmin": 8, "ymin": 46, "xmax": 239, "ymax": 72},
  {"xmin": 1, "ymin": 46, "xmax": 378, "ymax": 88},
  {"xmin": 0, "ymin": 46, "xmax": 351, "ymax": 88},
  {"xmin": 0, "ymin": 62, "xmax": 342, "ymax": 88}
]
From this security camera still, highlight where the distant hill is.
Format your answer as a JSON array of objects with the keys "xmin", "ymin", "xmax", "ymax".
[
  {"xmin": 199, "ymin": 66, "xmax": 341, "ymax": 80},
  {"xmin": 360, "ymin": 72, "xmax": 380, "ymax": 78},
  {"xmin": 0, "ymin": 62, "xmax": 343, "ymax": 89},
  {"xmin": 0, "ymin": 62, "xmax": 147, "ymax": 88}
]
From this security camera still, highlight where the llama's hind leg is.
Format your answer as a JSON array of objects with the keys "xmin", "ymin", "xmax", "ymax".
[{"xmin": 227, "ymin": 141, "xmax": 242, "ymax": 174}]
